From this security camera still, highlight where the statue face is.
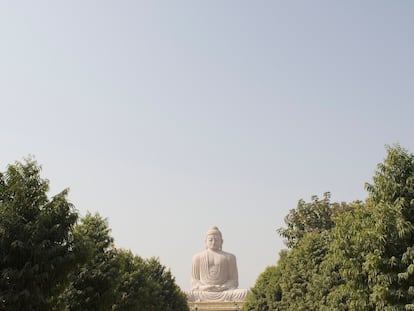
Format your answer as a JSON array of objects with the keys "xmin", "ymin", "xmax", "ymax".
[{"xmin": 205, "ymin": 234, "xmax": 222, "ymax": 251}]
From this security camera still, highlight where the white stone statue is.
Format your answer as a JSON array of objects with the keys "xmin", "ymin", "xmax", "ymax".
[{"xmin": 186, "ymin": 226, "xmax": 249, "ymax": 302}]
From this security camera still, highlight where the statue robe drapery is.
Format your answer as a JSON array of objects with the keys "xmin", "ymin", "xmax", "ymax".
[{"xmin": 186, "ymin": 249, "xmax": 248, "ymax": 302}]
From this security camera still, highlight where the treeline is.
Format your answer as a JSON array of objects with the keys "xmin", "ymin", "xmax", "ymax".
[
  {"xmin": 0, "ymin": 159, "xmax": 189, "ymax": 311},
  {"xmin": 245, "ymin": 145, "xmax": 414, "ymax": 311}
]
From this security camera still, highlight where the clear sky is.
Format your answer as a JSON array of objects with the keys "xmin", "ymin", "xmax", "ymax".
[{"xmin": 1, "ymin": 1, "xmax": 413, "ymax": 290}]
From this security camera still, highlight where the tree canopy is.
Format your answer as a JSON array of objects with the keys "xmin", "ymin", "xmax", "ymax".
[
  {"xmin": 245, "ymin": 145, "xmax": 414, "ymax": 311},
  {"xmin": 0, "ymin": 158, "xmax": 78, "ymax": 310},
  {"xmin": 0, "ymin": 158, "xmax": 188, "ymax": 311}
]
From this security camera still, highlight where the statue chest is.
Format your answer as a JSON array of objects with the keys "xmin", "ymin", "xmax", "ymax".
[{"xmin": 206, "ymin": 253, "xmax": 227, "ymax": 278}]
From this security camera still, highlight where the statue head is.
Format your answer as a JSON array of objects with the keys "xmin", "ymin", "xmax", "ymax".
[{"xmin": 205, "ymin": 226, "xmax": 223, "ymax": 251}]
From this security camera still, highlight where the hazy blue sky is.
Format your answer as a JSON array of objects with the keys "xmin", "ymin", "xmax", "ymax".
[{"xmin": 1, "ymin": 1, "xmax": 413, "ymax": 290}]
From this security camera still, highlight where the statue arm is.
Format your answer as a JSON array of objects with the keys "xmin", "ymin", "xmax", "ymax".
[
  {"xmin": 224, "ymin": 254, "xmax": 239, "ymax": 289},
  {"xmin": 191, "ymin": 254, "xmax": 203, "ymax": 290}
]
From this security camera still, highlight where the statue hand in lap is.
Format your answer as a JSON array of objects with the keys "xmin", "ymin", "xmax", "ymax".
[
  {"xmin": 186, "ymin": 226, "xmax": 249, "ymax": 302},
  {"xmin": 199, "ymin": 285, "xmax": 224, "ymax": 292},
  {"xmin": 198, "ymin": 284, "xmax": 232, "ymax": 292}
]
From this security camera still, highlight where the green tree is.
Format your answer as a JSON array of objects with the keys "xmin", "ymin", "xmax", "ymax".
[
  {"xmin": 244, "ymin": 264, "xmax": 281, "ymax": 311},
  {"xmin": 111, "ymin": 250, "xmax": 156, "ymax": 311},
  {"xmin": 144, "ymin": 257, "xmax": 189, "ymax": 311},
  {"xmin": 332, "ymin": 145, "xmax": 414, "ymax": 310},
  {"xmin": 278, "ymin": 192, "xmax": 350, "ymax": 248},
  {"xmin": 322, "ymin": 145, "xmax": 414, "ymax": 311},
  {"xmin": 112, "ymin": 252, "xmax": 188, "ymax": 311},
  {"xmin": 0, "ymin": 158, "xmax": 188, "ymax": 310},
  {"xmin": 325, "ymin": 201, "xmax": 373, "ymax": 311},
  {"xmin": 58, "ymin": 212, "xmax": 119, "ymax": 311},
  {"xmin": 275, "ymin": 232, "xmax": 331, "ymax": 311},
  {"xmin": 245, "ymin": 232, "xmax": 335, "ymax": 311},
  {"xmin": 247, "ymin": 145, "xmax": 414, "ymax": 311},
  {"xmin": 60, "ymin": 213, "xmax": 189, "ymax": 311},
  {"xmin": 0, "ymin": 158, "xmax": 78, "ymax": 311},
  {"xmin": 246, "ymin": 194, "xmax": 348, "ymax": 311}
]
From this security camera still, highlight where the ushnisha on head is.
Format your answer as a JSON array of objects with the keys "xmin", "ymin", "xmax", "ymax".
[{"xmin": 205, "ymin": 226, "xmax": 223, "ymax": 251}]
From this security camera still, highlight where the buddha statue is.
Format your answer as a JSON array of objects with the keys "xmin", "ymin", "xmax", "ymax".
[{"xmin": 186, "ymin": 226, "xmax": 249, "ymax": 302}]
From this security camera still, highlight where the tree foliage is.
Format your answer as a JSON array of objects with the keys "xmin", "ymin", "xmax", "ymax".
[
  {"xmin": 58, "ymin": 213, "xmax": 189, "ymax": 311},
  {"xmin": 57, "ymin": 212, "xmax": 120, "ymax": 311},
  {"xmin": 246, "ymin": 145, "xmax": 414, "ymax": 311},
  {"xmin": 277, "ymin": 192, "xmax": 350, "ymax": 248},
  {"xmin": 0, "ymin": 158, "xmax": 189, "ymax": 311},
  {"xmin": 247, "ymin": 194, "xmax": 347, "ymax": 311},
  {"xmin": 244, "ymin": 264, "xmax": 281, "ymax": 311},
  {"xmin": 0, "ymin": 158, "xmax": 78, "ymax": 310}
]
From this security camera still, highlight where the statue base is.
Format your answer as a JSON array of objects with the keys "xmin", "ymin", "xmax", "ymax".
[{"xmin": 188, "ymin": 301, "xmax": 244, "ymax": 311}]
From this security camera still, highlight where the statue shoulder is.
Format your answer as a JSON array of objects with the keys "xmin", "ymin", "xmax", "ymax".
[
  {"xmin": 220, "ymin": 250, "xmax": 237, "ymax": 260},
  {"xmin": 192, "ymin": 250, "xmax": 207, "ymax": 262}
]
